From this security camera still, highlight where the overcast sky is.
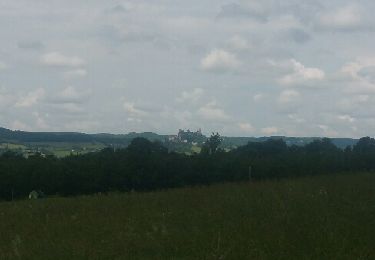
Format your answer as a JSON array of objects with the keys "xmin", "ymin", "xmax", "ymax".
[{"xmin": 1, "ymin": 0, "xmax": 375, "ymax": 137}]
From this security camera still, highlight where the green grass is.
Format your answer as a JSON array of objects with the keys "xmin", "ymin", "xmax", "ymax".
[{"xmin": 1, "ymin": 173, "xmax": 375, "ymax": 259}]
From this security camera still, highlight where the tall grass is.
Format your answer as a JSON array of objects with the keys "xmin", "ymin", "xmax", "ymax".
[{"xmin": 1, "ymin": 172, "xmax": 375, "ymax": 259}]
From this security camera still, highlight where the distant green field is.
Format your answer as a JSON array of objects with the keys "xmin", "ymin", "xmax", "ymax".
[
  {"xmin": 0, "ymin": 143, "xmax": 26, "ymax": 150},
  {"xmin": 1, "ymin": 173, "xmax": 375, "ymax": 259},
  {"xmin": 0, "ymin": 142, "xmax": 107, "ymax": 158},
  {"xmin": 33, "ymin": 142, "xmax": 106, "ymax": 158}
]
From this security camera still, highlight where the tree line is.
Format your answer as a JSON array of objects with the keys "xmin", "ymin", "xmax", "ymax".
[{"xmin": 1, "ymin": 134, "xmax": 375, "ymax": 200}]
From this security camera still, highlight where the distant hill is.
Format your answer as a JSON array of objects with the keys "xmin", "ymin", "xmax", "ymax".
[
  {"xmin": 0, "ymin": 127, "xmax": 93, "ymax": 142},
  {"xmin": 0, "ymin": 127, "xmax": 358, "ymax": 157},
  {"xmin": 0, "ymin": 127, "xmax": 170, "ymax": 157},
  {"xmin": 0, "ymin": 127, "xmax": 167, "ymax": 144},
  {"xmin": 222, "ymin": 136, "xmax": 358, "ymax": 149}
]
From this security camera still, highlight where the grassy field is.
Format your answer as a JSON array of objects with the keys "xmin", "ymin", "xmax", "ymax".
[{"xmin": 1, "ymin": 173, "xmax": 375, "ymax": 259}]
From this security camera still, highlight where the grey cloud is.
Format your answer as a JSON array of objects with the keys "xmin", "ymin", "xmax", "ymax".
[
  {"xmin": 217, "ymin": 3, "xmax": 268, "ymax": 22},
  {"xmin": 129, "ymin": 101, "xmax": 164, "ymax": 114},
  {"xmin": 94, "ymin": 24, "xmax": 159, "ymax": 45},
  {"xmin": 186, "ymin": 44, "xmax": 207, "ymax": 55},
  {"xmin": 46, "ymin": 86, "xmax": 91, "ymax": 105},
  {"xmin": 46, "ymin": 103, "xmax": 87, "ymax": 116},
  {"xmin": 358, "ymin": 66, "xmax": 375, "ymax": 83},
  {"xmin": 284, "ymin": 1, "xmax": 323, "ymax": 24},
  {"xmin": 17, "ymin": 41, "xmax": 45, "ymax": 50},
  {"xmin": 286, "ymin": 28, "xmax": 311, "ymax": 43},
  {"xmin": 120, "ymin": 32, "xmax": 160, "ymax": 44},
  {"xmin": 109, "ymin": 5, "xmax": 127, "ymax": 14},
  {"xmin": 217, "ymin": 1, "xmax": 323, "ymax": 25}
]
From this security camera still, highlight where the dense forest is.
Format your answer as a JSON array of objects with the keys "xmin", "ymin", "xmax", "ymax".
[{"xmin": 1, "ymin": 134, "xmax": 375, "ymax": 201}]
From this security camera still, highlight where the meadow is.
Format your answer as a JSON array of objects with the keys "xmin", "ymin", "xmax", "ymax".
[{"xmin": 0, "ymin": 172, "xmax": 374, "ymax": 259}]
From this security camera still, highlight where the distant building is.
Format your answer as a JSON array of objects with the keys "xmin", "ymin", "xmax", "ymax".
[
  {"xmin": 168, "ymin": 135, "xmax": 178, "ymax": 142},
  {"xmin": 177, "ymin": 129, "xmax": 205, "ymax": 143}
]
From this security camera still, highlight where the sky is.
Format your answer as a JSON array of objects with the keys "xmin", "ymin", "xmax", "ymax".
[{"xmin": 1, "ymin": 0, "xmax": 375, "ymax": 137}]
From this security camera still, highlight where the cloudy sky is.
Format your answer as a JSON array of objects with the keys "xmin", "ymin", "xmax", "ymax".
[{"xmin": 1, "ymin": 0, "xmax": 375, "ymax": 137}]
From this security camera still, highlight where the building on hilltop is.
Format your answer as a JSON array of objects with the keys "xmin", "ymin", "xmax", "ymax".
[{"xmin": 176, "ymin": 129, "xmax": 205, "ymax": 144}]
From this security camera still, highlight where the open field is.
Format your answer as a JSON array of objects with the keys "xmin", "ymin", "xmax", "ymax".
[
  {"xmin": 1, "ymin": 173, "xmax": 375, "ymax": 259},
  {"xmin": 0, "ymin": 142, "xmax": 106, "ymax": 158}
]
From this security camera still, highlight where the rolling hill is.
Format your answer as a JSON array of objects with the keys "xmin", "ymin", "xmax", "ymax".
[{"xmin": 0, "ymin": 127, "xmax": 358, "ymax": 157}]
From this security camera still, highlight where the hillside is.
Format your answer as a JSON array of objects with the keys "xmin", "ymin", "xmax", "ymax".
[{"xmin": 1, "ymin": 172, "xmax": 374, "ymax": 259}]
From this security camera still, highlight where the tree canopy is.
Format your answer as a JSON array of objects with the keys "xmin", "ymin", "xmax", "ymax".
[{"xmin": 1, "ymin": 136, "xmax": 375, "ymax": 201}]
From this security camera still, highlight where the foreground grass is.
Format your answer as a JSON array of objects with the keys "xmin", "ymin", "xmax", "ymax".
[{"xmin": 1, "ymin": 173, "xmax": 375, "ymax": 259}]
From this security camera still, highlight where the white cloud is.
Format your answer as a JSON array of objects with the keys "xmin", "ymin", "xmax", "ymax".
[
  {"xmin": 337, "ymin": 94, "xmax": 370, "ymax": 113},
  {"xmin": 59, "ymin": 86, "xmax": 81, "ymax": 100},
  {"xmin": 317, "ymin": 5, "xmax": 363, "ymax": 31},
  {"xmin": 238, "ymin": 122, "xmax": 255, "ymax": 132},
  {"xmin": 341, "ymin": 61, "xmax": 362, "ymax": 79},
  {"xmin": 32, "ymin": 112, "xmax": 50, "ymax": 130},
  {"xmin": 198, "ymin": 101, "xmax": 229, "ymax": 121},
  {"xmin": 56, "ymin": 103, "xmax": 84, "ymax": 114},
  {"xmin": 11, "ymin": 120, "xmax": 30, "ymax": 131},
  {"xmin": 227, "ymin": 35, "xmax": 252, "ymax": 51},
  {"xmin": 355, "ymin": 95, "xmax": 370, "ymax": 103},
  {"xmin": 341, "ymin": 58, "xmax": 375, "ymax": 80},
  {"xmin": 64, "ymin": 69, "xmax": 87, "ymax": 78},
  {"xmin": 288, "ymin": 114, "xmax": 305, "ymax": 123},
  {"xmin": 160, "ymin": 107, "xmax": 194, "ymax": 129},
  {"xmin": 0, "ymin": 89, "xmax": 15, "ymax": 109},
  {"xmin": 338, "ymin": 114, "xmax": 355, "ymax": 123},
  {"xmin": 279, "ymin": 59, "xmax": 325, "ymax": 86},
  {"xmin": 317, "ymin": 124, "xmax": 338, "ymax": 137},
  {"xmin": 41, "ymin": 52, "xmax": 85, "ymax": 67},
  {"xmin": 253, "ymin": 93, "xmax": 264, "ymax": 102},
  {"xmin": 278, "ymin": 89, "xmax": 300, "ymax": 103},
  {"xmin": 127, "ymin": 117, "xmax": 142, "ymax": 123},
  {"xmin": 123, "ymin": 101, "xmax": 149, "ymax": 117},
  {"xmin": 15, "ymin": 88, "xmax": 45, "ymax": 107},
  {"xmin": 53, "ymin": 86, "xmax": 89, "ymax": 104},
  {"xmin": 340, "ymin": 57, "xmax": 375, "ymax": 93},
  {"xmin": 176, "ymin": 88, "xmax": 204, "ymax": 103},
  {"xmin": 64, "ymin": 120, "xmax": 100, "ymax": 132},
  {"xmin": 261, "ymin": 126, "xmax": 278, "ymax": 135},
  {"xmin": 201, "ymin": 49, "xmax": 241, "ymax": 72}
]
